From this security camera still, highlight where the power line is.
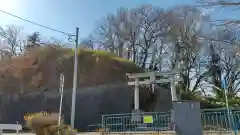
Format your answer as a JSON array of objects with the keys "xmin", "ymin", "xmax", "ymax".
[{"xmin": 0, "ymin": 9, "xmax": 75, "ymax": 37}]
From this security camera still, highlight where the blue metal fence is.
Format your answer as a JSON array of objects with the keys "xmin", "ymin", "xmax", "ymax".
[
  {"xmin": 88, "ymin": 108, "xmax": 240, "ymax": 133},
  {"xmin": 201, "ymin": 111, "xmax": 231, "ymax": 131},
  {"xmin": 234, "ymin": 111, "xmax": 240, "ymax": 129},
  {"xmin": 202, "ymin": 109, "xmax": 240, "ymax": 131},
  {"xmin": 101, "ymin": 112, "xmax": 172, "ymax": 132}
]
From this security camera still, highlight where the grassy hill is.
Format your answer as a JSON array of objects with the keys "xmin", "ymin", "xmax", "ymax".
[{"xmin": 0, "ymin": 46, "xmax": 142, "ymax": 94}]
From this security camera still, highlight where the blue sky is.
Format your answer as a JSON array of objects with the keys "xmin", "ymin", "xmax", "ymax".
[
  {"xmin": 0, "ymin": 0, "xmax": 238, "ymax": 43},
  {"xmin": 0, "ymin": 0, "xmax": 195, "ymax": 42}
]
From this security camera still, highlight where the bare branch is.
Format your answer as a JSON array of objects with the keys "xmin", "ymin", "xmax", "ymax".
[{"xmin": 0, "ymin": 25, "xmax": 25, "ymax": 56}]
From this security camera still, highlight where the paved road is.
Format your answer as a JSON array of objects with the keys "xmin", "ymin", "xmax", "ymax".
[{"xmin": 1, "ymin": 132, "xmax": 236, "ymax": 135}]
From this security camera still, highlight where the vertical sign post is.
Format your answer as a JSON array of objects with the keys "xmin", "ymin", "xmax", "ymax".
[{"xmin": 58, "ymin": 73, "xmax": 64, "ymax": 127}]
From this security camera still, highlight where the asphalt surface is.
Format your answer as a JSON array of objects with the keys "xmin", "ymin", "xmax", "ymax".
[{"xmin": 0, "ymin": 132, "xmax": 236, "ymax": 135}]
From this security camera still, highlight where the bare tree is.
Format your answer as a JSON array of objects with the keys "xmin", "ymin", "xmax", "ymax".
[
  {"xmin": 79, "ymin": 38, "xmax": 94, "ymax": 50},
  {"xmin": 91, "ymin": 4, "xmax": 211, "ymax": 100},
  {"xmin": 156, "ymin": 5, "xmax": 210, "ymax": 98},
  {"xmin": 48, "ymin": 37, "xmax": 64, "ymax": 46},
  {"xmin": 93, "ymin": 4, "xmax": 208, "ymax": 88},
  {"xmin": 95, "ymin": 5, "xmax": 168, "ymax": 67},
  {"xmin": 202, "ymin": 27, "xmax": 240, "ymax": 99},
  {"xmin": 0, "ymin": 25, "xmax": 25, "ymax": 56},
  {"xmin": 221, "ymin": 49, "xmax": 240, "ymax": 98}
]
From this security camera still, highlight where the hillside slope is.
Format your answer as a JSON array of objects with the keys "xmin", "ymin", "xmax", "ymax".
[
  {"xmin": 0, "ymin": 46, "xmax": 172, "ymax": 131},
  {"xmin": 0, "ymin": 46, "xmax": 141, "ymax": 94}
]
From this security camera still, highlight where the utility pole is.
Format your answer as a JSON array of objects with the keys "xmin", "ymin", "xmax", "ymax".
[{"xmin": 71, "ymin": 27, "xmax": 79, "ymax": 129}]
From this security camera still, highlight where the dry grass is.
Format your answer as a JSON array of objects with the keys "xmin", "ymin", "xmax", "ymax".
[
  {"xmin": 24, "ymin": 111, "xmax": 77, "ymax": 135},
  {"xmin": 0, "ymin": 46, "xmax": 140, "ymax": 94}
]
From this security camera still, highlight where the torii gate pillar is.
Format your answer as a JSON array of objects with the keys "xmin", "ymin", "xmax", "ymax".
[{"xmin": 134, "ymin": 79, "xmax": 140, "ymax": 110}]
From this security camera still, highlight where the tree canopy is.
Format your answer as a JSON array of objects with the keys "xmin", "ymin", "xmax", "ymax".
[{"xmin": 1, "ymin": 3, "xmax": 240, "ymax": 108}]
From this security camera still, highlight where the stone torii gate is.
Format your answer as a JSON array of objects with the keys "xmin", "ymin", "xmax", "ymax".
[
  {"xmin": 126, "ymin": 71, "xmax": 203, "ymax": 135},
  {"xmin": 126, "ymin": 71, "xmax": 179, "ymax": 111}
]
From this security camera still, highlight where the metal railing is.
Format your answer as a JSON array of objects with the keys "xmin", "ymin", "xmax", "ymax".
[
  {"xmin": 88, "ymin": 108, "xmax": 240, "ymax": 134},
  {"xmin": 101, "ymin": 112, "xmax": 171, "ymax": 133}
]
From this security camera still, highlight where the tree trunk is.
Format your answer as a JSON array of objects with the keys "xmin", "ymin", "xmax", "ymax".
[{"xmin": 141, "ymin": 49, "xmax": 148, "ymax": 69}]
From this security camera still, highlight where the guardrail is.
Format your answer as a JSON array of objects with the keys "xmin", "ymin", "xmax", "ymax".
[{"xmin": 0, "ymin": 124, "xmax": 22, "ymax": 135}]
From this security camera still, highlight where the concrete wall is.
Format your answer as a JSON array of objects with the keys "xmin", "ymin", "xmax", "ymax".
[
  {"xmin": 173, "ymin": 101, "xmax": 202, "ymax": 135},
  {"xmin": 0, "ymin": 84, "xmax": 133, "ymax": 131},
  {"xmin": 0, "ymin": 84, "xmax": 173, "ymax": 131}
]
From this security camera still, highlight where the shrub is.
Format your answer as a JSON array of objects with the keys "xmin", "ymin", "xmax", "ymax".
[{"xmin": 24, "ymin": 112, "xmax": 77, "ymax": 135}]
